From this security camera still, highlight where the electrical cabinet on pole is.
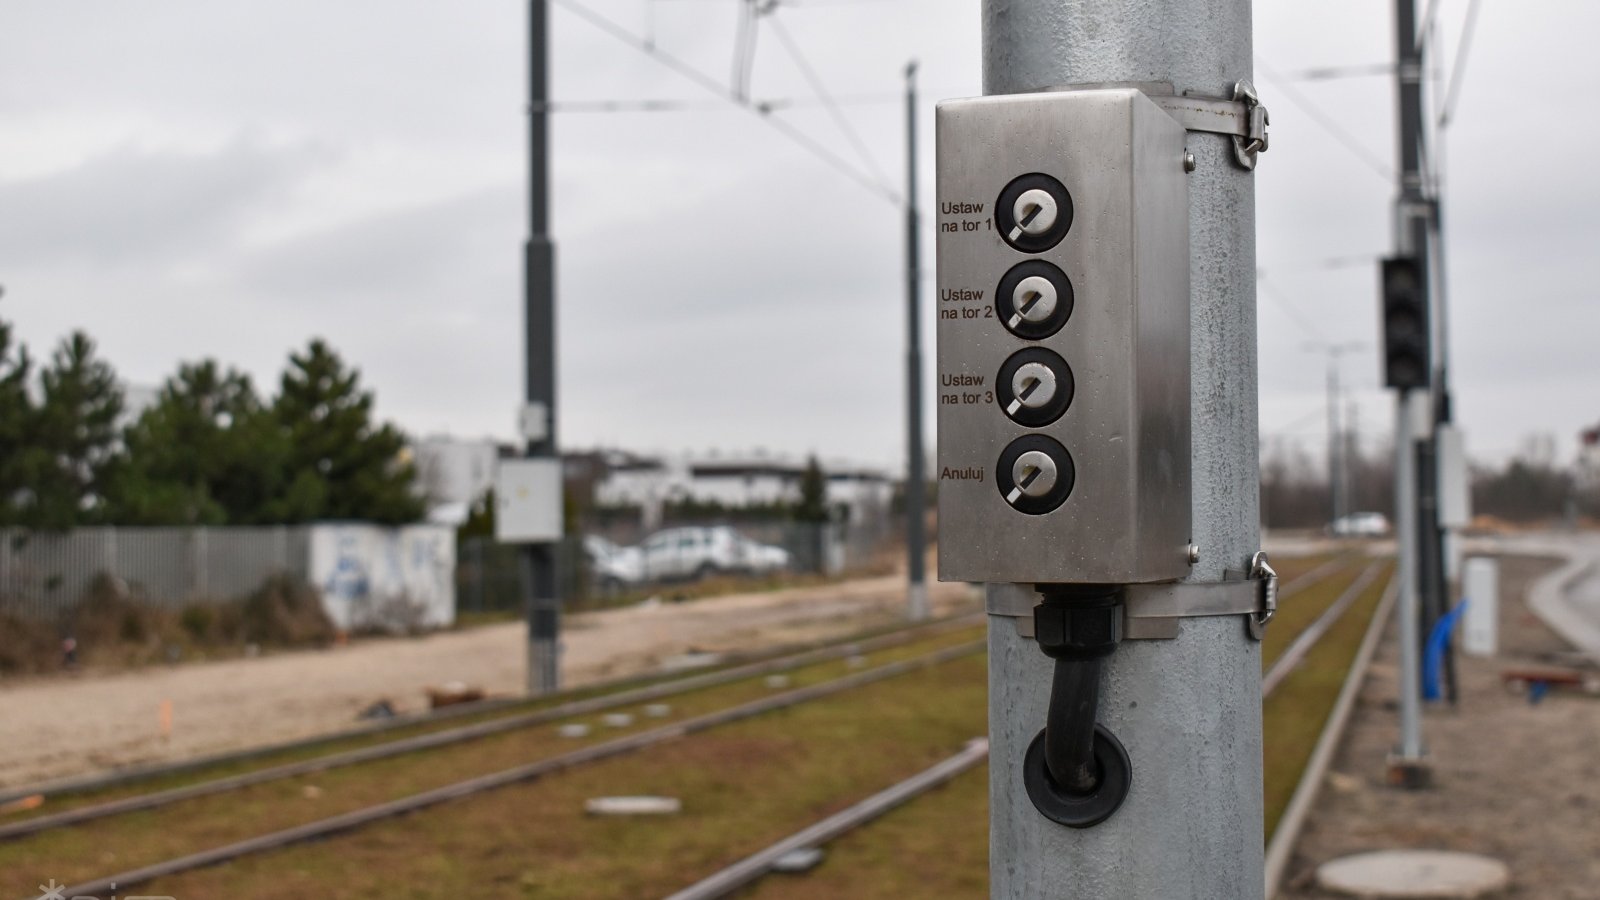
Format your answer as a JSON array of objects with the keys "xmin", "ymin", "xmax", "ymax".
[
  {"xmin": 940, "ymin": 2, "xmax": 1270, "ymax": 894},
  {"xmin": 498, "ymin": 0, "xmax": 564, "ymax": 696}
]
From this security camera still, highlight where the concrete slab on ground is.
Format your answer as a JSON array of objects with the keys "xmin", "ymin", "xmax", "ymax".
[
  {"xmin": 1278, "ymin": 547, "xmax": 1600, "ymax": 900},
  {"xmin": 1316, "ymin": 850, "xmax": 1509, "ymax": 898}
]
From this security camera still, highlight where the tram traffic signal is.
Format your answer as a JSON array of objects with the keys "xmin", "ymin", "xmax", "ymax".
[{"xmin": 1380, "ymin": 255, "xmax": 1430, "ymax": 390}]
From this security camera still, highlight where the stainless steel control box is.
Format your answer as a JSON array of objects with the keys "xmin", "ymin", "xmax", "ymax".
[{"xmin": 935, "ymin": 89, "xmax": 1192, "ymax": 585}]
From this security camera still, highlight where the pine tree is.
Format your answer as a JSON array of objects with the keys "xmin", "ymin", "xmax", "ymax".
[
  {"xmin": 33, "ymin": 332, "xmax": 124, "ymax": 527},
  {"xmin": 110, "ymin": 360, "xmax": 290, "ymax": 525},
  {"xmin": 273, "ymin": 339, "xmax": 423, "ymax": 524},
  {"xmin": 0, "ymin": 303, "xmax": 38, "ymax": 525},
  {"xmin": 795, "ymin": 455, "xmax": 830, "ymax": 523}
]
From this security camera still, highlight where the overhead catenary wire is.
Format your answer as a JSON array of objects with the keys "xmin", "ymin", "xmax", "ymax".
[
  {"xmin": 654, "ymin": 0, "xmax": 901, "ymax": 5},
  {"xmin": 731, "ymin": 0, "xmax": 761, "ymax": 100},
  {"xmin": 1437, "ymin": 0, "xmax": 1483, "ymax": 128},
  {"xmin": 530, "ymin": 91, "xmax": 935, "ymax": 114},
  {"xmin": 1255, "ymin": 57, "xmax": 1396, "ymax": 183},
  {"xmin": 551, "ymin": 0, "xmax": 900, "ymax": 204},
  {"xmin": 1257, "ymin": 252, "xmax": 1384, "ymax": 274},
  {"xmin": 1262, "ymin": 405, "xmax": 1335, "ymax": 439},
  {"xmin": 1280, "ymin": 62, "xmax": 1394, "ymax": 82},
  {"xmin": 766, "ymin": 13, "xmax": 896, "ymax": 194},
  {"xmin": 1256, "ymin": 268, "xmax": 1327, "ymax": 342},
  {"xmin": 1416, "ymin": 0, "xmax": 1444, "ymax": 53}
]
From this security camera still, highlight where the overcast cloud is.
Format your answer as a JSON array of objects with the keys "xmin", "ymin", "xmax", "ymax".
[{"xmin": 1, "ymin": 0, "xmax": 1596, "ymax": 472}]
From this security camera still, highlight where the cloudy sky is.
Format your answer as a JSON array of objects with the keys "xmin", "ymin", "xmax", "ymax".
[{"xmin": 1, "ymin": 1, "xmax": 1595, "ymax": 473}]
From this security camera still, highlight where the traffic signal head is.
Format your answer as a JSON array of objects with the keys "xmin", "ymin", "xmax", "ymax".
[{"xmin": 1380, "ymin": 255, "xmax": 1430, "ymax": 390}]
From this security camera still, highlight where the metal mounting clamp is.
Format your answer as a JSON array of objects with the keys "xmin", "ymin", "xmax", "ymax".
[
  {"xmin": 1246, "ymin": 550, "xmax": 1278, "ymax": 641},
  {"xmin": 1036, "ymin": 80, "xmax": 1269, "ymax": 170},
  {"xmin": 1147, "ymin": 80, "xmax": 1269, "ymax": 171},
  {"xmin": 988, "ymin": 551, "xmax": 1279, "ymax": 641}
]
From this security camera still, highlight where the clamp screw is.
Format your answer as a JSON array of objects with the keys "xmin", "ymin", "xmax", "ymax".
[{"xmin": 1183, "ymin": 152, "xmax": 1197, "ymax": 173}]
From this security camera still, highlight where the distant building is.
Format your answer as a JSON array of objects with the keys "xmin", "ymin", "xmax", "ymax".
[
  {"xmin": 591, "ymin": 450, "xmax": 893, "ymax": 524},
  {"xmin": 414, "ymin": 440, "xmax": 896, "ymax": 530},
  {"xmin": 687, "ymin": 458, "xmax": 803, "ymax": 508},
  {"xmin": 411, "ymin": 435, "xmax": 510, "ymax": 525},
  {"xmin": 1579, "ymin": 425, "xmax": 1600, "ymax": 491},
  {"xmin": 825, "ymin": 465, "xmax": 896, "ymax": 522}
]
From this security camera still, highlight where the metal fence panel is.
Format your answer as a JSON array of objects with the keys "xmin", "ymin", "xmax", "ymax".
[
  {"xmin": 113, "ymin": 528, "xmax": 196, "ymax": 605},
  {"xmin": 204, "ymin": 527, "xmax": 304, "ymax": 600},
  {"xmin": 0, "ymin": 527, "xmax": 313, "ymax": 620}
]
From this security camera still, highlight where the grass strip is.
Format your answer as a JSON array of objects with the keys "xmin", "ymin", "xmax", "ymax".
[
  {"xmin": 135, "ymin": 654, "xmax": 991, "ymax": 898},
  {"xmin": 1, "ymin": 610, "xmax": 981, "ymax": 821},
  {"xmin": 1262, "ymin": 564, "xmax": 1392, "ymax": 837},
  {"xmin": 4, "ymin": 626, "xmax": 982, "ymax": 888}
]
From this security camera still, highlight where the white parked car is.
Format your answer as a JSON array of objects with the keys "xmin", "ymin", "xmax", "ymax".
[
  {"xmin": 637, "ymin": 526, "xmax": 792, "ymax": 582},
  {"xmin": 1330, "ymin": 512, "xmax": 1391, "ymax": 537},
  {"xmin": 584, "ymin": 535, "xmax": 644, "ymax": 595}
]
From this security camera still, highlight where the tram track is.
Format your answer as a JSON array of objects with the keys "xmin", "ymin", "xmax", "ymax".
[
  {"xmin": 11, "ymin": 555, "xmax": 1368, "ymax": 899},
  {"xmin": 28, "ymin": 637, "xmax": 986, "ymax": 900},
  {"xmin": 0, "ymin": 612, "xmax": 984, "ymax": 841},
  {"xmin": 672, "ymin": 561, "xmax": 1395, "ymax": 899}
]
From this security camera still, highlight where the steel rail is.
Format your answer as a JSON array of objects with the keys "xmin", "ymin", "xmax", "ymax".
[
  {"xmin": 670, "ymin": 560, "xmax": 1390, "ymax": 898},
  {"xmin": 1278, "ymin": 554, "xmax": 1356, "ymax": 597},
  {"xmin": 3, "ymin": 557, "xmax": 1342, "ymax": 813},
  {"xmin": 1265, "ymin": 576, "xmax": 1400, "ymax": 897},
  {"xmin": 0, "ymin": 613, "xmax": 985, "ymax": 841},
  {"xmin": 38, "ymin": 640, "xmax": 987, "ymax": 900},
  {"xmin": 1262, "ymin": 561, "xmax": 1386, "ymax": 698},
  {"xmin": 665, "ymin": 738, "xmax": 991, "ymax": 900},
  {"xmin": 0, "ymin": 608, "xmax": 985, "ymax": 808}
]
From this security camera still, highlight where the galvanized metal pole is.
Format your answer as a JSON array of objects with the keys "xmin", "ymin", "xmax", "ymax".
[
  {"xmin": 1428, "ymin": 197, "xmax": 1459, "ymax": 705},
  {"xmin": 524, "ymin": 0, "xmax": 561, "ymax": 694},
  {"xmin": 1394, "ymin": 0, "xmax": 1442, "ymax": 653},
  {"xmin": 982, "ymin": 2, "xmax": 1263, "ymax": 896},
  {"xmin": 905, "ymin": 61, "xmax": 929, "ymax": 622},
  {"xmin": 1389, "ymin": 0, "xmax": 1429, "ymax": 774},
  {"xmin": 1327, "ymin": 356, "xmax": 1344, "ymax": 526},
  {"xmin": 1393, "ymin": 395, "xmax": 1425, "ymax": 762}
]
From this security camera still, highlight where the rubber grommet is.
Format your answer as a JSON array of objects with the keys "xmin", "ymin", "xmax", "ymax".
[{"xmin": 1022, "ymin": 724, "xmax": 1132, "ymax": 829}]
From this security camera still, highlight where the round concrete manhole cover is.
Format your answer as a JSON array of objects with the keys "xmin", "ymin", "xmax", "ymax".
[{"xmin": 1316, "ymin": 850, "xmax": 1509, "ymax": 898}]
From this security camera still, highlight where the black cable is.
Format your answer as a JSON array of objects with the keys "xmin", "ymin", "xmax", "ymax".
[
  {"xmin": 1033, "ymin": 587, "xmax": 1121, "ymax": 795},
  {"xmin": 1045, "ymin": 655, "xmax": 1102, "ymax": 793}
]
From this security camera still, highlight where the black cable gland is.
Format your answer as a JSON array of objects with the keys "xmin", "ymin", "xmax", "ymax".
[{"xmin": 1033, "ymin": 586, "xmax": 1123, "ymax": 662}]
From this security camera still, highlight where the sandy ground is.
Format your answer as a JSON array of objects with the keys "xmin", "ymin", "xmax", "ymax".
[
  {"xmin": 1279, "ymin": 553, "xmax": 1600, "ymax": 899},
  {"xmin": 0, "ymin": 574, "xmax": 980, "ymax": 790}
]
